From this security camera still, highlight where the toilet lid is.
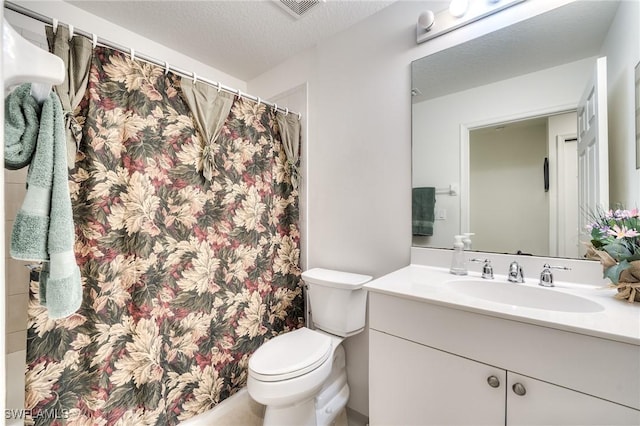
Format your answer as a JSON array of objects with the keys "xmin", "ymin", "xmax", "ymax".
[{"xmin": 249, "ymin": 328, "xmax": 332, "ymax": 382}]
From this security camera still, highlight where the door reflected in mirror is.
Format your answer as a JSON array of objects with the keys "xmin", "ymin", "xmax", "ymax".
[{"xmin": 467, "ymin": 113, "xmax": 579, "ymax": 258}]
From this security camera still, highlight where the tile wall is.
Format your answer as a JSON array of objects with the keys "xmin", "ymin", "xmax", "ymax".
[{"xmin": 4, "ymin": 26, "xmax": 47, "ymax": 354}]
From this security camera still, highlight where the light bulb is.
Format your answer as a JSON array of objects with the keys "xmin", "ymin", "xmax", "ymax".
[
  {"xmin": 449, "ymin": 0, "xmax": 469, "ymax": 18},
  {"xmin": 418, "ymin": 10, "xmax": 435, "ymax": 31}
]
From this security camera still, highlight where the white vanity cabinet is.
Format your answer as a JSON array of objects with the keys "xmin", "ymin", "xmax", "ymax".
[
  {"xmin": 370, "ymin": 329, "xmax": 506, "ymax": 425},
  {"xmin": 505, "ymin": 372, "xmax": 640, "ymax": 425},
  {"xmin": 368, "ymin": 292, "xmax": 640, "ymax": 426}
]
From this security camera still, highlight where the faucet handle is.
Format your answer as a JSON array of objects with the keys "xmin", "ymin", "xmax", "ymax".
[
  {"xmin": 539, "ymin": 263, "xmax": 571, "ymax": 287},
  {"xmin": 508, "ymin": 261, "xmax": 525, "ymax": 283},
  {"xmin": 470, "ymin": 258, "xmax": 494, "ymax": 279}
]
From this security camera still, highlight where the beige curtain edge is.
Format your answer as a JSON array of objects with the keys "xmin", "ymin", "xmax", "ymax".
[
  {"xmin": 276, "ymin": 112, "xmax": 302, "ymax": 190},
  {"xmin": 45, "ymin": 25, "xmax": 94, "ymax": 169},
  {"xmin": 180, "ymin": 78, "xmax": 234, "ymax": 181}
]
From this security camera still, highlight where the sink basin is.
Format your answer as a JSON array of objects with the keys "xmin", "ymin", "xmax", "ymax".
[{"xmin": 446, "ymin": 280, "xmax": 605, "ymax": 313}]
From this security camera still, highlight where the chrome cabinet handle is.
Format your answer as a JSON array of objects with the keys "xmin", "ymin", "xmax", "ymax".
[
  {"xmin": 487, "ymin": 375, "xmax": 500, "ymax": 388},
  {"xmin": 512, "ymin": 382, "xmax": 527, "ymax": 396}
]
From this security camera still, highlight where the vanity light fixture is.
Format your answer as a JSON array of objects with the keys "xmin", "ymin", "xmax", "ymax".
[
  {"xmin": 417, "ymin": 10, "xmax": 435, "ymax": 32},
  {"xmin": 417, "ymin": 0, "xmax": 526, "ymax": 44}
]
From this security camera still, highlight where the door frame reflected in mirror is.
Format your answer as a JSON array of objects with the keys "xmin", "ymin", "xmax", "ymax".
[{"xmin": 460, "ymin": 107, "xmax": 578, "ymax": 258}]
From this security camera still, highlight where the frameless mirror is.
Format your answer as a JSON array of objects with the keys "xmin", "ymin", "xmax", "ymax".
[{"xmin": 411, "ymin": 0, "xmax": 630, "ymax": 259}]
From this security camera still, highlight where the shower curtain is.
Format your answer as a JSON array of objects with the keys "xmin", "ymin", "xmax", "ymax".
[{"xmin": 25, "ymin": 45, "xmax": 304, "ymax": 425}]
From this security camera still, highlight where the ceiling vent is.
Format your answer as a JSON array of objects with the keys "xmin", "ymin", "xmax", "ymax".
[{"xmin": 274, "ymin": 0, "xmax": 322, "ymax": 20}]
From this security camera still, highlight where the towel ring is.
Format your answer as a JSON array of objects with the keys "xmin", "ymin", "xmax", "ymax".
[
  {"xmin": 92, "ymin": 33, "xmax": 98, "ymax": 48},
  {"xmin": 130, "ymin": 47, "xmax": 135, "ymax": 61},
  {"xmin": 192, "ymin": 72, "xmax": 197, "ymax": 83},
  {"xmin": 68, "ymin": 24, "xmax": 74, "ymax": 40},
  {"xmin": 52, "ymin": 18, "xmax": 59, "ymax": 35},
  {"xmin": 164, "ymin": 61, "xmax": 170, "ymax": 75}
]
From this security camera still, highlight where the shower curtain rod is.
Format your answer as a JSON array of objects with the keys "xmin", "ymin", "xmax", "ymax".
[{"xmin": 4, "ymin": 1, "xmax": 302, "ymax": 120}]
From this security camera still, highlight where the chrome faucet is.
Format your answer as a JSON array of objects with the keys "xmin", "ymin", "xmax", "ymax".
[
  {"xmin": 508, "ymin": 261, "xmax": 525, "ymax": 283},
  {"xmin": 539, "ymin": 264, "xmax": 571, "ymax": 287},
  {"xmin": 470, "ymin": 258, "xmax": 494, "ymax": 279}
]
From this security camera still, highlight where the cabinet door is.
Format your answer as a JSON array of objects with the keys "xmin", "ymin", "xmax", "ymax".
[
  {"xmin": 507, "ymin": 372, "xmax": 640, "ymax": 426},
  {"xmin": 370, "ymin": 330, "xmax": 505, "ymax": 426}
]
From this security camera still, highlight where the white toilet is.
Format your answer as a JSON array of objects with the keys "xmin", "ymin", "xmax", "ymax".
[{"xmin": 247, "ymin": 268, "xmax": 372, "ymax": 426}]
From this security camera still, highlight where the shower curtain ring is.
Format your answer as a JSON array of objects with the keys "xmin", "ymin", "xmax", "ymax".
[
  {"xmin": 257, "ymin": 97, "xmax": 261, "ymax": 106},
  {"xmin": 164, "ymin": 61, "xmax": 170, "ymax": 75},
  {"xmin": 130, "ymin": 47, "xmax": 135, "ymax": 61},
  {"xmin": 297, "ymin": 112, "xmax": 302, "ymax": 120},
  {"xmin": 285, "ymin": 107, "xmax": 289, "ymax": 116},
  {"xmin": 68, "ymin": 24, "xmax": 74, "ymax": 40},
  {"xmin": 273, "ymin": 103, "xmax": 278, "ymax": 113},
  {"xmin": 192, "ymin": 72, "xmax": 197, "ymax": 83},
  {"xmin": 236, "ymin": 89, "xmax": 241, "ymax": 100},
  {"xmin": 92, "ymin": 33, "xmax": 98, "ymax": 48},
  {"xmin": 52, "ymin": 18, "xmax": 59, "ymax": 34},
  {"xmin": 216, "ymin": 82, "xmax": 221, "ymax": 92}
]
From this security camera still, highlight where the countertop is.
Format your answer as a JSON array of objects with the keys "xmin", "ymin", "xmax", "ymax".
[{"xmin": 365, "ymin": 264, "xmax": 640, "ymax": 345}]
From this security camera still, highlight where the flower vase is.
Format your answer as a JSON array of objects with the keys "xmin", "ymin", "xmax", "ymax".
[
  {"xmin": 587, "ymin": 245, "xmax": 640, "ymax": 303},
  {"xmin": 614, "ymin": 260, "xmax": 640, "ymax": 303}
]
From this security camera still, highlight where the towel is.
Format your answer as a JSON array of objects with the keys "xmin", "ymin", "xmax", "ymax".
[
  {"xmin": 412, "ymin": 187, "xmax": 436, "ymax": 236},
  {"xmin": 4, "ymin": 85, "xmax": 40, "ymax": 170},
  {"xmin": 4, "ymin": 83, "xmax": 82, "ymax": 319}
]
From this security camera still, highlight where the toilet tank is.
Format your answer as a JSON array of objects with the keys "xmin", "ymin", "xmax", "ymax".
[{"xmin": 302, "ymin": 268, "xmax": 372, "ymax": 337}]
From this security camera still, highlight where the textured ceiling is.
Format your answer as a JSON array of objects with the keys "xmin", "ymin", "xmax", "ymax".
[
  {"xmin": 412, "ymin": 0, "xmax": 621, "ymax": 103},
  {"xmin": 65, "ymin": 0, "xmax": 397, "ymax": 81}
]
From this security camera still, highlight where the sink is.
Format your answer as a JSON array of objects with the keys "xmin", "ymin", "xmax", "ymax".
[{"xmin": 445, "ymin": 279, "xmax": 605, "ymax": 313}]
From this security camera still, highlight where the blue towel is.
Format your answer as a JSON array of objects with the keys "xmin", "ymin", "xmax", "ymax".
[
  {"xmin": 412, "ymin": 187, "xmax": 436, "ymax": 236},
  {"xmin": 4, "ymin": 84, "xmax": 82, "ymax": 319}
]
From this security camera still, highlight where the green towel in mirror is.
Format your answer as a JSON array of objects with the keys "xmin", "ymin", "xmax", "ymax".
[{"xmin": 412, "ymin": 187, "xmax": 436, "ymax": 236}]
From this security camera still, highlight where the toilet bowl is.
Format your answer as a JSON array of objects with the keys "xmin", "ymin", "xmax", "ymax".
[{"xmin": 247, "ymin": 268, "xmax": 371, "ymax": 426}]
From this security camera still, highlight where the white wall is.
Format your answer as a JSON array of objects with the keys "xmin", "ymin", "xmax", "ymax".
[
  {"xmin": 601, "ymin": 0, "xmax": 640, "ymax": 208},
  {"xmin": 247, "ymin": 0, "xmax": 579, "ymax": 417},
  {"xmin": 412, "ymin": 58, "xmax": 593, "ymax": 249}
]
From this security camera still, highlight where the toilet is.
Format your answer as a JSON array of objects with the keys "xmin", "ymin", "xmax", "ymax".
[{"xmin": 247, "ymin": 268, "xmax": 372, "ymax": 426}]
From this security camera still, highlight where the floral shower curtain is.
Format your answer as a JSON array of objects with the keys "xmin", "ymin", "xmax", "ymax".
[{"xmin": 25, "ymin": 46, "xmax": 304, "ymax": 425}]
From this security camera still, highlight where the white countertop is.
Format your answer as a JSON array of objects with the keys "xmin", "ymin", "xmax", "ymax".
[{"xmin": 365, "ymin": 264, "xmax": 640, "ymax": 345}]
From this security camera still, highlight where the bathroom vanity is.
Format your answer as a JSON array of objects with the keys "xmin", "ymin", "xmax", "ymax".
[{"xmin": 366, "ymin": 254, "xmax": 640, "ymax": 425}]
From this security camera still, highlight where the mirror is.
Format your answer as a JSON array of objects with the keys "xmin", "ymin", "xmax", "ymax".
[{"xmin": 411, "ymin": 0, "xmax": 631, "ymax": 259}]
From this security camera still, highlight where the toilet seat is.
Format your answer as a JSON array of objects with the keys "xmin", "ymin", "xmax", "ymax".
[{"xmin": 249, "ymin": 328, "xmax": 332, "ymax": 382}]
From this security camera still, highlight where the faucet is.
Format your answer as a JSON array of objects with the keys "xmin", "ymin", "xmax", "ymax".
[
  {"xmin": 508, "ymin": 261, "xmax": 525, "ymax": 283},
  {"xmin": 539, "ymin": 264, "xmax": 571, "ymax": 287},
  {"xmin": 470, "ymin": 258, "xmax": 494, "ymax": 279}
]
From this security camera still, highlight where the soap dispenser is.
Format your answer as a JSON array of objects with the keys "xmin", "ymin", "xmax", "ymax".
[
  {"xmin": 462, "ymin": 232, "xmax": 475, "ymax": 250},
  {"xmin": 450, "ymin": 235, "xmax": 468, "ymax": 275}
]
